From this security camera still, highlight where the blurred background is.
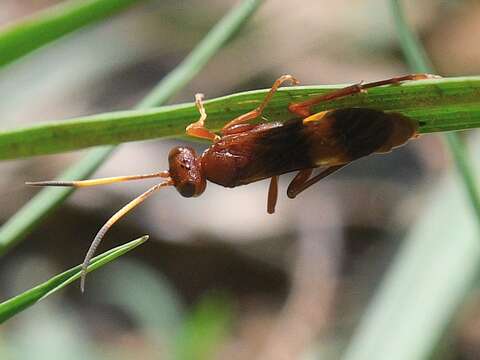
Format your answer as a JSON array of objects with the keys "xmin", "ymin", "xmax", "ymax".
[{"xmin": 1, "ymin": 0, "xmax": 480, "ymax": 359}]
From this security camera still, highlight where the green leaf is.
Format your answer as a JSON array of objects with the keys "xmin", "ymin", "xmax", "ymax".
[
  {"xmin": 0, "ymin": 0, "xmax": 264, "ymax": 256},
  {"xmin": 1, "ymin": 76, "xmax": 479, "ymax": 160},
  {"xmin": 0, "ymin": 0, "xmax": 145, "ymax": 68},
  {"xmin": 0, "ymin": 235, "xmax": 148, "ymax": 324}
]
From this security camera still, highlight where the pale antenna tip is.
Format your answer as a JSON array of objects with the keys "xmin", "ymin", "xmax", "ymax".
[{"xmin": 80, "ymin": 270, "xmax": 87, "ymax": 293}]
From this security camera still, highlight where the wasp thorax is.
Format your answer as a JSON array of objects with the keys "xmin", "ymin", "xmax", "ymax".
[{"xmin": 168, "ymin": 146, "xmax": 206, "ymax": 197}]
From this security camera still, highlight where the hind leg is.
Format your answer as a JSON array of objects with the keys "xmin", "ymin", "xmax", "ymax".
[
  {"xmin": 288, "ymin": 74, "xmax": 440, "ymax": 117},
  {"xmin": 287, "ymin": 165, "xmax": 347, "ymax": 199}
]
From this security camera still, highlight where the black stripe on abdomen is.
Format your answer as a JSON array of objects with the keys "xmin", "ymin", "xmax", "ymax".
[
  {"xmin": 331, "ymin": 108, "xmax": 394, "ymax": 160},
  {"xmin": 248, "ymin": 119, "xmax": 314, "ymax": 178}
]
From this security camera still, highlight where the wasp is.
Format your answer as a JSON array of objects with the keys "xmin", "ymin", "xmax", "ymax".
[{"xmin": 27, "ymin": 73, "xmax": 437, "ymax": 291}]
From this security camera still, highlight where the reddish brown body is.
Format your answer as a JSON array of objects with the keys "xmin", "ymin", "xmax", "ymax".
[{"xmin": 201, "ymin": 108, "xmax": 417, "ymax": 188}]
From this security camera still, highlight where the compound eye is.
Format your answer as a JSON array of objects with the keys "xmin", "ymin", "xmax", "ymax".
[{"xmin": 177, "ymin": 181, "xmax": 196, "ymax": 197}]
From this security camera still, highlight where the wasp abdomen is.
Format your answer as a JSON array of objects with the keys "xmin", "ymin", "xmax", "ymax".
[{"xmin": 331, "ymin": 108, "xmax": 417, "ymax": 160}]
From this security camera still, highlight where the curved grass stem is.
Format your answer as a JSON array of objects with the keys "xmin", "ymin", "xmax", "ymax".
[{"xmin": 0, "ymin": 76, "xmax": 479, "ymax": 160}]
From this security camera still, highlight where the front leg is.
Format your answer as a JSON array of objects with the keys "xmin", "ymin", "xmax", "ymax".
[{"xmin": 186, "ymin": 93, "xmax": 221, "ymax": 142}]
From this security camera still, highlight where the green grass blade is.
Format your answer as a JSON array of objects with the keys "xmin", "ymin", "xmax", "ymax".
[
  {"xmin": 342, "ymin": 1, "xmax": 480, "ymax": 359},
  {"xmin": 391, "ymin": 0, "xmax": 433, "ymax": 73},
  {"xmin": 0, "ymin": 235, "xmax": 148, "ymax": 324},
  {"xmin": 0, "ymin": 0, "xmax": 263, "ymax": 256},
  {"xmin": 342, "ymin": 179, "xmax": 480, "ymax": 360},
  {"xmin": 137, "ymin": 0, "xmax": 263, "ymax": 108},
  {"xmin": 0, "ymin": 0, "xmax": 145, "ymax": 68},
  {"xmin": 1, "ymin": 76, "xmax": 479, "ymax": 160}
]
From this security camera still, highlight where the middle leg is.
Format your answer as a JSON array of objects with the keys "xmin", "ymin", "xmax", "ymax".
[
  {"xmin": 267, "ymin": 176, "xmax": 279, "ymax": 214},
  {"xmin": 222, "ymin": 74, "xmax": 299, "ymax": 135}
]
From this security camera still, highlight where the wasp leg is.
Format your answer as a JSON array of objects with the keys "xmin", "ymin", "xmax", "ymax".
[
  {"xmin": 186, "ymin": 93, "xmax": 221, "ymax": 142},
  {"xmin": 288, "ymin": 73, "xmax": 440, "ymax": 117},
  {"xmin": 287, "ymin": 165, "xmax": 347, "ymax": 199},
  {"xmin": 222, "ymin": 74, "xmax": 299, "ymax": 136},
  {"xmin": 267, "ymin": 176, "xmax": 279, "ymax": 214},
  {"xmin": 287, "ymin": 168, "xmax": 313, "ymax": 196}
]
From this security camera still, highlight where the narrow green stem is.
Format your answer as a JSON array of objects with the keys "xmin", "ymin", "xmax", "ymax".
[
  {"xmin": 0, "ymin": 236, "xmax": 148, "ymax": 323},
  {"xmin": 391, "ymin": 0, "xmax": 434, "ymax": 73},
  {"xmin": 0, "ymin": 0, "xmax": 145, "ymax": 68},
  {"xmin": 0, "ymin": 76, "xmax": 479, "ymax": 160},
  {"xmin": 138, "ymin": 0, "xmax": 262, "ymax": 108}
]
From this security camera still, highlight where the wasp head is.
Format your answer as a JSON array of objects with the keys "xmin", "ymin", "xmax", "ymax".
[{"xmin": 168, "ymin": 146, "xmax": 206, "ymax": 197}]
